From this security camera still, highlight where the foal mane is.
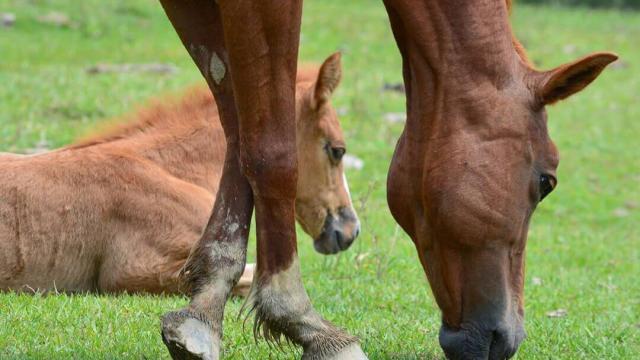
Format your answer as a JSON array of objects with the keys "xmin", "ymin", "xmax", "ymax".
[
  {"xmin": 68, "ymin": 66, "xmax": 322, "ymax": 150},
  {"xmin": 68, "ymin": 85, "xmax": 217, "ymax": 150}
]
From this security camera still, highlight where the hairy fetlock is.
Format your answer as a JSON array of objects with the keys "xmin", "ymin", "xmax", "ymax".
[{"xmin": 241, "ymin": 262, "xmax": 358, "ymax": 358}]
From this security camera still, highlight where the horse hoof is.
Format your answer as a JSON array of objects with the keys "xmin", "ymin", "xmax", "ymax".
[
  {"xmin": 303, "ymin": 342, "xmax": 368, "ymax": 360},
  {"xmin": 327, "ymin": 343, "xmax": 368, "ymax": 360},
  {"xmin": 161, "ymin": 310, "xmax": 220, "ymax": 360}
]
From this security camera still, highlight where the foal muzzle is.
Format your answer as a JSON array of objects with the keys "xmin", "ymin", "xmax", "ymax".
[{"xmin": 313, "ymin": 207, "xmax": 360, "ymax": 255}]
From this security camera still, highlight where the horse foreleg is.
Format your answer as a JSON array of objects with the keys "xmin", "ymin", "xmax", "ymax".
[
  {"xmin": 217, "ymin": 1, "xmax": 366, "ymax": 358},
  {"xmin": 158, "ymin": 1, "xmax": 253, "ymax": 359}
]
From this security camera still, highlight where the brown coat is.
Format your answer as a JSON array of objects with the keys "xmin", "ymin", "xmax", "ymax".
[{"xmin": 1, "ymin": 87, "xmax": 223, "ymax": 294}]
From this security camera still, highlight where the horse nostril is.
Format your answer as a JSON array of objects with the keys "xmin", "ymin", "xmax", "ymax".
[
  {"xmin": 439, "ymin": 324, "xmax": 467, "ymax": 360},
  {"xmin": 488, "ymin": 328, "xmax": 517, "ymax": 360}
]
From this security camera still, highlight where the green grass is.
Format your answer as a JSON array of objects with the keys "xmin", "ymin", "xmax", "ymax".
[{"xmin": 0, "ymin": 0, "xmax": 638, "ymax": 359}]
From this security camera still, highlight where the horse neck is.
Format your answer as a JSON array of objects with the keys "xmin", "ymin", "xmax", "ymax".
[{"xmin": 386, "ymin": 0, "xmax": 522, "ymax": 139}]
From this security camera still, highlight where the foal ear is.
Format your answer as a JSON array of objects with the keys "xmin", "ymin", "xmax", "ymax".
[
  {"xmin": 536, "ymin": 52, "xmax": 618, "ymax": 105},
  {"xmin": 314, "ymin": 52, "xmax": 342, "ymax": 107}
]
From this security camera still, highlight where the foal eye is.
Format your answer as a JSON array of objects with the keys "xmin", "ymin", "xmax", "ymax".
[
  {"xmin": 331, "ymin": 147, "xmax": 346, "ymax": 161},
  {"xmin": 325, "ymin": 143, "xmax": 346, "ymax": 165},
  {"xmin": 539, "ymin": 174, "xmax": 556, "ymax": 201}
]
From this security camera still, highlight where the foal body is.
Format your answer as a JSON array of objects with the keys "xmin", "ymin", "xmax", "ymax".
[
  {"xmin": 157, "ymin": 0, "xmax": 616, "ymax": 359},
  {"xmin": 0, "ymin": 58, "xmax": 358, "ymax": 295}
]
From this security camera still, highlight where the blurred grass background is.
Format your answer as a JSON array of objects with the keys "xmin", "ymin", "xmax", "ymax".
[{"xmin": 0, "ymin": 0, "xmax": 638, "ymax": 358}]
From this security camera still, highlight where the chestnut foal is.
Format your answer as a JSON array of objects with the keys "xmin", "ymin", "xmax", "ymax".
[{"xmin": 157, "ymin": 0, "xmax": 616, "ymax": 359}]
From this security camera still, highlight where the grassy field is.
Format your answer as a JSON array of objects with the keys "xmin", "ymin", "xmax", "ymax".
[{"xmin": 1, "ymin": 0, "xmax": 638, "ymax": 359}]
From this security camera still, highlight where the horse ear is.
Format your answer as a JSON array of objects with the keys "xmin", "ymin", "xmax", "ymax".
[
  {"xmin": 536, "ymin": 52, "xmax": 618, "ymax": 106},
  {"xmin": 314, "ymin": 52, "xmax": 342, "ymax": 107}
]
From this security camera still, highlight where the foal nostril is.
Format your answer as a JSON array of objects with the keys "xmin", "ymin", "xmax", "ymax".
[
  {"xmin": 354, "ymin": 223, "xmax": 361, "ymax": 238},
  {"xmin": 334, "ymin": 229, "xmax": 346, "ymax": 249}
]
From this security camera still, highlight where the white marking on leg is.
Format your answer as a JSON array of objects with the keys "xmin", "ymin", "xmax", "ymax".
[
  {"xmin": 210, "ymin": 52, "xmax": 226, "ymax": 85},
  {"xmin": 256, "ymin": 256, "xmax": 316, "ymax": 319},
  {"xmin": 188, "ymin": 44, "xmax": 226, "ymax": 86}
]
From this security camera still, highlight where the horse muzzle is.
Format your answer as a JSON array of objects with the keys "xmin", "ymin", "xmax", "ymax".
[{"xmin": 439, "ymin": 319, "xmax": 526, "ymax": 360}]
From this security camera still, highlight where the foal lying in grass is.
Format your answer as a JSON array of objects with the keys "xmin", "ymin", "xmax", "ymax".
[{"xmin": 0, "ymin": 53, "xmax": 359, "ymax": 296}]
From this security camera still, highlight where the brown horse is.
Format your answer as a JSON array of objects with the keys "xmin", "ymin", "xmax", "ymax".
[
  {"xmin": 157, "ymin": 1, "xmax": 616, "ymax": 359},
  {"xmin": 0, "ymin": 54, "xmax": 358, "ymax": 296}
]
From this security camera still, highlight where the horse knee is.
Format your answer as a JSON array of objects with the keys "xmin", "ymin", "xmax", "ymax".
[{"xmin": 240, "ymin": 145, "xmax": 297, "ymax": 197}]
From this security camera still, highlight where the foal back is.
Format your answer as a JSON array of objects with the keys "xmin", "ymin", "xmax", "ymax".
[{"xmin": 0, "ymin": 88, "xmax": 223, "ymax": 293}]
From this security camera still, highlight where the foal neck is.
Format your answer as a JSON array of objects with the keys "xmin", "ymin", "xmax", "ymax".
[{"xmin": 68, "ymin": 86, "xmax": 225, "ymax": 192}]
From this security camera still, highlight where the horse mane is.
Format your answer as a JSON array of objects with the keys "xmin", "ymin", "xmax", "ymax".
[
  {"xmin": 68, "ymin": 65, "xmax": 322, "ymax": 150},
  {"xmin": 506, "ymin": 0, "xmax": 534, "ymax": 68}
]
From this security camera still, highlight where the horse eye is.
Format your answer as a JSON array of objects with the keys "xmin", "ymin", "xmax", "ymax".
[
  {"xmin": 331, "ymin": 147, "xmax": 346, "ymax": 162},
  {"xmin": 539, "ymin": 174, "xmax": 556, "ymax": 201}
]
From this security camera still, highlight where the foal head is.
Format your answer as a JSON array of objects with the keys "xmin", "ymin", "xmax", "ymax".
[{"xmin": 295, "ymin": 53, "xmax": 360, "ymax": 254}]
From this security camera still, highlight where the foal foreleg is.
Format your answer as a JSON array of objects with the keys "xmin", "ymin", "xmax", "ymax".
[
  {"xmin": 158, "ymin": 1, "xmax": 252, "ymax": 359},
  {"xmin": 216, "ymin": 1, "xmax": 366, "ymax": 358}
]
